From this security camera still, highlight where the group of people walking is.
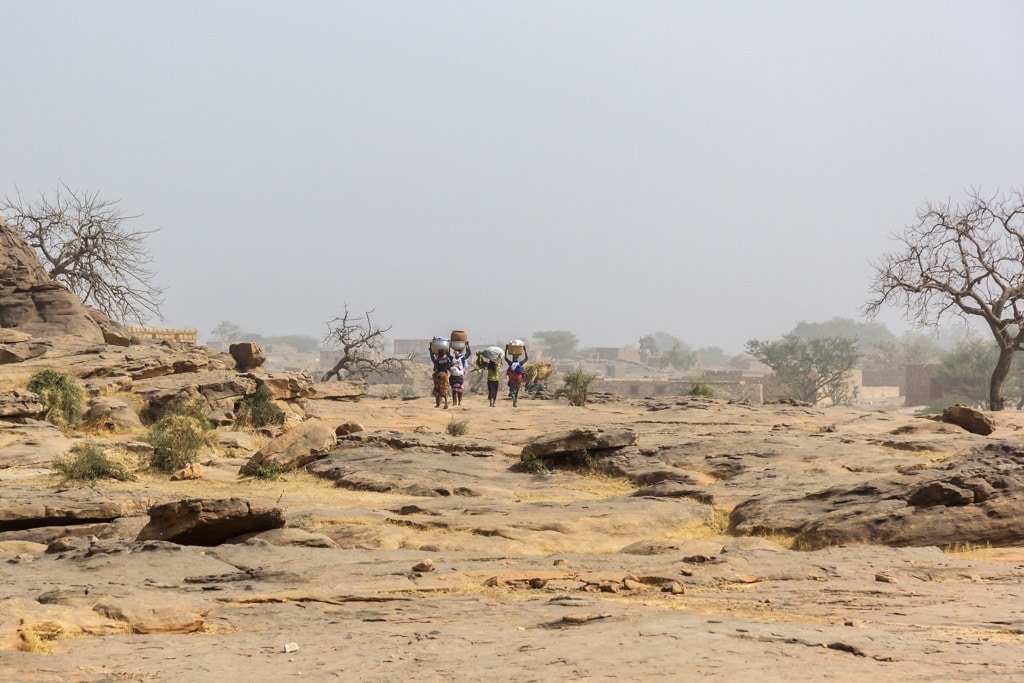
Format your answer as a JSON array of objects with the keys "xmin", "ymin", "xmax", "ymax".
[{"xmin": 428, "ymin": 341, "xmax": 528, "ymax": 409}]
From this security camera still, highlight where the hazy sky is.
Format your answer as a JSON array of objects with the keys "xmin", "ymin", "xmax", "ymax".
[{"xmin": 3, "ymin": 1, "xmax": 1022, "ymax": 352}]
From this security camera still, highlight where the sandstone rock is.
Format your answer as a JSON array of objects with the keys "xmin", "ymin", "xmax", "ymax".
[
  {"xmin": 0, "ymin": 341, "xmax": 50, "ymax": 364},
  {"xmin": 0, "ymin": 390, "xmax": 43, "ymax": 418},
  {"xmin": 85, "ymin": 306, "xmax": 133, "ymax": 347},
  {"xmin": 522, "ymin": 427, "xmax": 638, "ymax": 466},
  {"xmin": 0, "ymin": 419, "xmax": 74, "ymax": 468},
  {"xmin": 136, "ymin": 497, "xmax": 285, "ymax": 546},
  {"xmin": 170, "ymin": 463, "xmax": 204, "ymax": 481},
  {"xmin": 942, "ymin": 404, "xmax": 995, "ymax": 435},
  {"xmin": 233, "ymin": 528, "xmax": 340, "ymax": 549},
  {"xmin": 311, "ymin": 380, "xmax": 367, "ymax": 401},
  {"xmin": 0, "ymin": 329, "xmax": 32, "ymax": 343},
  {"xmin": 230, "ymin": 342, "xmax": 266, "ymax": 371},
  {"xmin": 259, "ymin": 372, "xmax": 316, "ymax": 400},
  {"xmin": 239, "ymin": 419, "xmax": 337, "ymax": 475},
  {"xmin": 335, "ymin": 421, "xmax": 365, "ymax": 436},
  {"xmin": 81, "ymin": 396, "xmax": 144, "ymax": 432}
]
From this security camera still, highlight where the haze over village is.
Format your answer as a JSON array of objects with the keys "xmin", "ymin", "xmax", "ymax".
[{"xmin": 3, "ymin": 2, "xmax": 1024, "ymax": 681}]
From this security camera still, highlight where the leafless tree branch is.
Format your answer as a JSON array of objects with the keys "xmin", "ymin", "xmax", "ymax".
[
  {"xmin": 864, "ymin": 187, "xmax": 1024, "ymax": 409},
  {"xmin": 0, "ymin": 183, "xmax": 165, "ymax": 324},
  {"xmin": 320, "ymin": 305, "xmax": 412, "ymax": 382}
]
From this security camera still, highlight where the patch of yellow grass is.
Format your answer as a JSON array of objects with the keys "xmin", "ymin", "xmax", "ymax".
[
  {"xmin": 18, "ymin": 619, "xmax": 66, "ymax": 653},
  {"xmin": 942, "ymin": 541, "xmax": 993, "ymax": 559}
]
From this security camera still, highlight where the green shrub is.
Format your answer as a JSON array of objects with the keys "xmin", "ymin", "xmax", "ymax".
[
  {"xmin": 688, "ymin": 379, "xmax": 715, "ymax": 397},
  {"xmin": 251, "ymin": 460, "xmax": 281, "ymax": 481},
  {"xmin": 236, "ymin": 384, "xmax": 285, "ymax": 428},
  {"xmin": 146, "ymin": 401, "xmax": 215, "ymax": 472},
  {"xmin": 446, "ymin": 418, "xmax": 469, "ymax": 436},
  {"xmin": 554, "ymin": 366, "xmax": 597, "ymax": 407},
  {"xmin": 53, "ymin": 442, "xmax": 131, "ymax": 484},
  {"xmin": 514, "ymin": 446, "xmax": 549, "ymax": 475},
  {"xmin": 27, "ymin": 369, "xmax": 83, "ymax": 431}
]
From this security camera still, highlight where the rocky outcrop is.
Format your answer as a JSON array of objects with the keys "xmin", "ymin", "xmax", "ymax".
[
  {"xmin": 0, "ymin": 219, "xmax": 105, "ymax": 343},
  {"xmin": 0, "ymin": 390, "xmax": 43, "ymax": 418},
  {"xmin": 229, "ymin": 342, "xmax": 265, "ymax": 371},
  {"xmin": 730, "ymin": 442, "xmax": 1024, "ymax": 549},
  {"xmin": 239, "ymin": 419, "xmax": 336, "ymax": 475},
  {"xmin": 136, "ymin": 498, "xmax": 285, "ymax": 546},
  {"xmin": 81, "ymin": 396, "xmax": 144, "ymax": 432},
  {"xmin": 522, "ymin": 427, "xmax": 638, "ymax": 467}
]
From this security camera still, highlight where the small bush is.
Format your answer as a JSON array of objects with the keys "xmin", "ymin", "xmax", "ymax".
[
  {"xmin": 514, "ymin": 446, "xmax": 549, "ymax": 475},
  {"xmin": 146, "ymin": 401, "xmax": 215, "ymax": 472},
  {"xmin": 554, "ymin": 366, "xmax": 597, "ymax": 407},
  {"xmin": 688, "ymin": 379, "xmax": 715, "ymax": 397},
  {"xmin": 52, "ymin": 442, "xmax": 131, "ymax": 484},
  {"xmin": 27, "ymin": 369, "xmax": 83, "ymax": 431},
  {"xmin": 236, "ymin": 384, "xmax": 285, "ymax": 428},
  {"xmin": 251, "ymin": 460, "xmax": 281, "ymax": 481},
  {"xmin": 446, "ymin": 418, "xmax": 469, "ymax": 436}
]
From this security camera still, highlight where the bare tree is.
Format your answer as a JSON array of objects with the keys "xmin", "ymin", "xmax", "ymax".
[
  {"xmin": 865, "ymin": 188, "xmax": 1024, "ymax": 410},
  {"xmin": 0, "ymin": 183, "xmax": 164, "ymax": 324},
  {"xmin": 320, "ymin": 306, "xmax": 411, "ymax": 382}
]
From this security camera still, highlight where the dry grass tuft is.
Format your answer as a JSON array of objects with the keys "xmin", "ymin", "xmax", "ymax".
[
  {"xmin": 942, "ymin": 541, "xmax": 993, "ymax": 559},
  {"xmin": 18, "ymin": 619, "xmax": 66, "ymax": 653}
]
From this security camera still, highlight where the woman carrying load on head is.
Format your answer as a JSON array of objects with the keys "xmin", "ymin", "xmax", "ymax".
[
  {"xmin": 476, "ymin": 350, "xmax": 501, "ymax": 407},
  {"xmin": 429, "ymin": 345, "xmax": 455, "ymax": 409},
  {"xmin": 449, "ymin": 344, "xmax": 470, "ymax": 406},
  {"xmin": 504, "ymin": 343, "xmax": 528, "ymax": 407}
]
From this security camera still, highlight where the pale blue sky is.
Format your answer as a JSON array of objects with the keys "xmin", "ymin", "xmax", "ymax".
[{"xmin": 2, "ymin": 1, "xmax": 1022, "ymax": 351}]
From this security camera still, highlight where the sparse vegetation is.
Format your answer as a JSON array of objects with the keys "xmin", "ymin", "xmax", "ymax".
[
  {"xmin": 446, "ymin": 418, "xmax": 469, "ymax": 436},
  {"xmin": 18, "ymin": 618, "xmax": 65, "ymax": 653},
  {"xmin": 236, "ymin": 384, "xmax": 286, "ymax": 429},
  {"xmin": 688, "ymin": 378, "xmax": 715, "ymax": 397},
  {"xmin": 146, "ymin": 400, "xmax": 215, "ymax": 472},
  {"xmin": 27, "ymin": 368, "xmax": 83, "ymax": 432},
  {"xmin": 250, "ymin": 460, "xmax": 282, "ymax": 481},
  {"xmin": 515, "ymin": 446, "xmax": 549, "ymax": 475},
  {"xmin": 554, "ymin": 366, "xmax": 597, "ymax": 407},
  {"xmin": 52, "ymin": 442, "xmax": 132, "ymax": 485}
]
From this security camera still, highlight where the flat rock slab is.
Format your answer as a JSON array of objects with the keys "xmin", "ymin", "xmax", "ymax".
[
  {"xmin": 137, "ymin": 497, "xmax": 285, "ymax": 546},
  {"xmin": 524, "ymin": 427, "xmax": 639, "ymax": 462}
]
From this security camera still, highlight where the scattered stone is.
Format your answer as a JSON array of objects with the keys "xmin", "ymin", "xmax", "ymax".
[
  {"xmin": 170, "ymin": 463, "xmax": 204, "ymax": 481},
  {"xmin": 529, "ymin": 578, "xmax": 548, "ymax": 589},
  {"xmin": 283, "ymin": 642, "xmax": 300, "ymax": 654},
  {"xmin": 335, "ymin": 421, "xmax": 365, "ymax": 436},
  {"xmin": 663, "ymin": 581, "xmax": 685, "ymax": 594},
  {"xmin": 81, "ymin": 396, "xmax": 145, "ymax": 432},
  {"xmin": 875, "ymin": 573, "xmax": 897, "ymax": 584},
  {"xmin": 941, "ymin": 404, "xmax": 995, "ymax": 436},
  {"xmin": 483, "ymin": 576, "xmax": 503, "ymax": 587},
  {"xmin": 412, "ymin": 559, "xmax": 435, "ymax": 573}
]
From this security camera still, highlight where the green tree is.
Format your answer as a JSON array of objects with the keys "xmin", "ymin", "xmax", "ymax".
[
  {"xmin": 865, "ymin": 188, "xmax": 1024, "ymax": 410},
  {"xmin": 745, "ymin": 334, "xmax": 861, "ymax": 405},
  {"xmin": 935, "ymin": 339, "xmax": 998, "ymax": 407},
  {"xmin": 658, "ymin": 342, "xmax": 698, "ymax": 372},
  {"xmin": 533, "ymin": 330, "xmax": 579, "ymax": 359}
]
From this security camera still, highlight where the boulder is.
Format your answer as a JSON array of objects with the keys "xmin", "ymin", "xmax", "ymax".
[
  {"xmin": 522, "ymin": 427, "xmax": 639, "ymax": 466},
  {"xmin": 85, "ymin": 306, "xmax": 134, "ymax": 347},
  {"xmin": 136, "ymin": 497, "xmax": 285, "ymax": 546},
  {"xmin": 259, "ymin": 372, "xmax": 316, "ymax": 400},
  {"xmin": 229, "ymin": 342, "xmax": 266, "ymax": 371},
  {"xmin": 942, "ymin": 404, "xmax": 995, "ymax": 435},
  {"xmin": 335, "ymin": 421, "xmax": 365, "ymax": 436},
  {"xmin": 81, "ymin": 396, "xmax": 144, "ymax": 432},
  {"xmin": 239, "ymin": 419, "xmax": 337, "ymax": 475},
  {"xmin": 170, "ymin": 463, "xmax": 204, "ymax": 481}
]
